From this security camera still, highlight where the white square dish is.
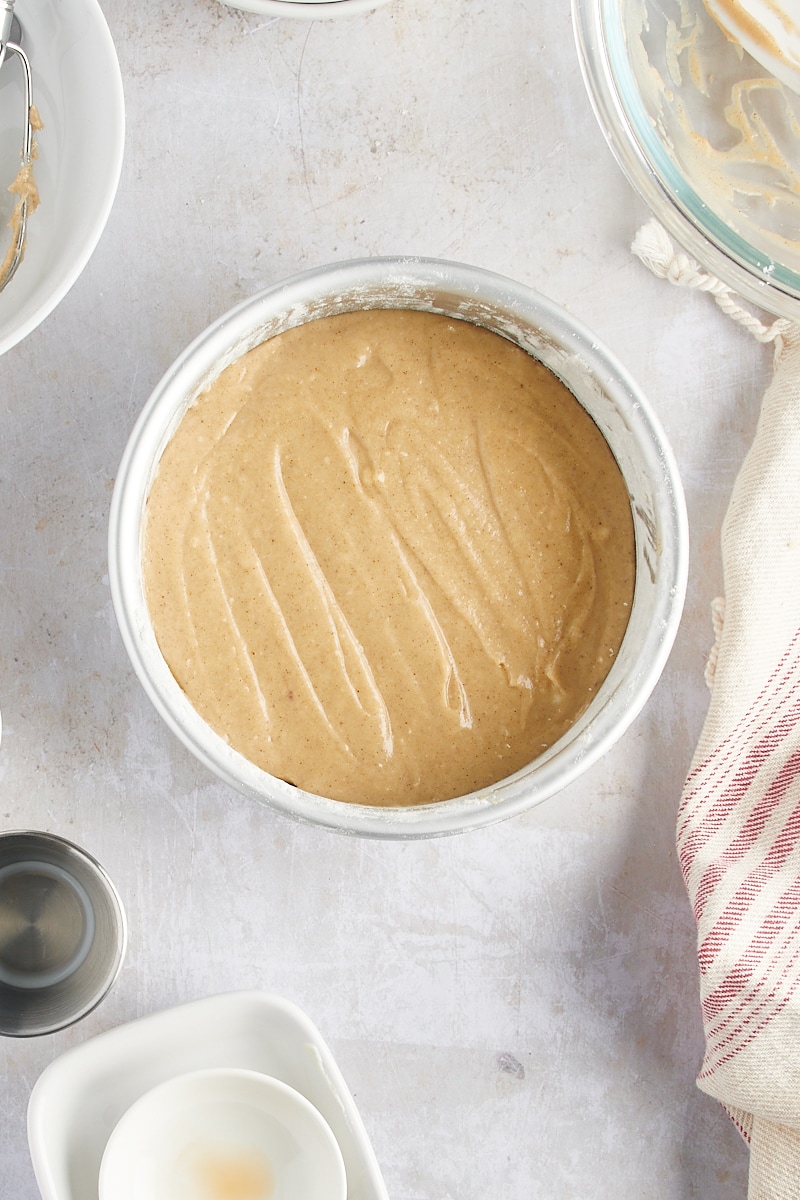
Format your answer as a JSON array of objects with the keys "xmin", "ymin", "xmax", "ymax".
[{"xmin": 27, "ymin": 990, "xmax": 389, "ymax": 1200}]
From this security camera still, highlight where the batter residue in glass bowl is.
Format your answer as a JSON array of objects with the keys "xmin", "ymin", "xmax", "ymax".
[{"xmin": 623, "ymin": 0, "xmax": 800, "ymax": 282}]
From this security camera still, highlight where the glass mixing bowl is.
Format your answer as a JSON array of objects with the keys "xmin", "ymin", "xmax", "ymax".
[{"xmin": 573, "ymin": 0, "xmax": 800, "ymax": 321}]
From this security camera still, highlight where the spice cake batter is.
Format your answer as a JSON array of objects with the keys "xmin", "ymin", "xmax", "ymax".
[{"xmin": 143, "ymin": 309, "xmax": 635, "ymax": 806}]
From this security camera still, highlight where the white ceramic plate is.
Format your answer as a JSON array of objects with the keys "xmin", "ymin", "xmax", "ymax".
[
  {"xmin": 218, "ymin": 0, "xmax": 392, "ymax": 18},
  {"xmin": 27, "ymin": 991, "xmax": 389, "ymax": 1200},
  {"xmin": 0, "ymin": 0, "xmax": 124, "ymax": 356}
]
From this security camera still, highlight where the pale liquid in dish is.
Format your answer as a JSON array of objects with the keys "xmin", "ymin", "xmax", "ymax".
[
  {"xmin": 143, "ymin": 310, "xmax": 635, "ymax": 806},
  {"xmin": 175, "ymin": 1145, "xmax": 274, "ymax": 1200}
]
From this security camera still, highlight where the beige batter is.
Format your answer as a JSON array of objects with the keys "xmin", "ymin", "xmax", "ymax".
[
  {"xmin": 0, "ymin": 105, "xmax": 42, "ymax": 286},
  {"xmin": 144, "ymin": 310, "xmax": 635, "ymax": 806}
]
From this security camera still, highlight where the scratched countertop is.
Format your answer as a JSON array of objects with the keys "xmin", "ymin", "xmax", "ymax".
[{"xmin": 0, "ymin": 0, "xmax": 763, "ymax": 1195}]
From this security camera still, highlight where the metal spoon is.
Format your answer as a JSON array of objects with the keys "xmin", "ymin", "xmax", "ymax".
[{"xmin": 0, "ymin": 4, "xmax": 37, "ymax": 293}]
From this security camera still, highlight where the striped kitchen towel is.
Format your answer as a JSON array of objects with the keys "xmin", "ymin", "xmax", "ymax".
[{"xmin": 634, "ymin": 221, "xmax": 800, "ymax": 1199}]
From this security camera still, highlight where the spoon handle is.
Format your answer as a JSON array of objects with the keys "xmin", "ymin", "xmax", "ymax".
[{"xmin": 0, "ymin": 0, "xmax": 15, "ymax": 69}]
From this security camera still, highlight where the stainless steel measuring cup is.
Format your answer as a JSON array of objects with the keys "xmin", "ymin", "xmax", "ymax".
[{"xmin": 0, "ymin": 830, "xmax": 126, "ymax": 1036}]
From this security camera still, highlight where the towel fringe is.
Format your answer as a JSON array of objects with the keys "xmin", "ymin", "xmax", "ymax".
[{"xmin": 631, "ymin": 220, "xmax": 792, "ymax": 347}]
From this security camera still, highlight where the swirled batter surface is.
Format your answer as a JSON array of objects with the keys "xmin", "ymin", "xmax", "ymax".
[{"xmin": 144, "ymin": 310, "xmax": 635, "ymax": 806}]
